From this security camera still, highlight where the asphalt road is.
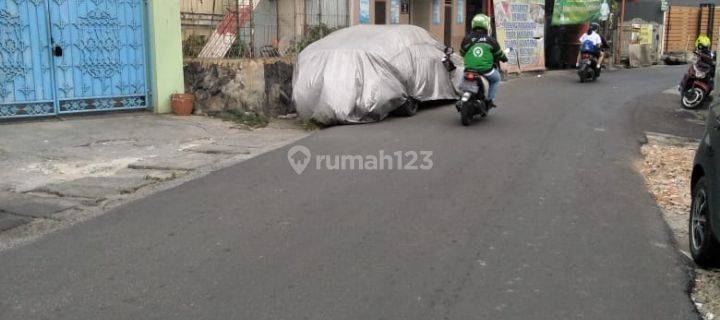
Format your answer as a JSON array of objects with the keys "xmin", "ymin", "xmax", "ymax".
[{"xmin": 0, "ymin": 66, "xmax": 700, "ymax": 319}]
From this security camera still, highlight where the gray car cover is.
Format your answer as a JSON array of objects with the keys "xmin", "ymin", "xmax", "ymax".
[{"xmin": 292, "ymin": 25, "xmax": 463, "ymax": 125}]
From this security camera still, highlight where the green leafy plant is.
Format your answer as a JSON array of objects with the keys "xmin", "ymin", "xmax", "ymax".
[
  {"xmin": 302, "ymin": 119, "xmax": 321, "ymax": 131},
  {"xmin": 226, "ymin": 36, "xmax": 249, "ymax": 58},
  {"xmin": 182, "ymin": 35, "xmax": 207, "ymax": 58},
  {"xmin": 286, "ymin": 24, "xmax": 339, "ymax": 55}
]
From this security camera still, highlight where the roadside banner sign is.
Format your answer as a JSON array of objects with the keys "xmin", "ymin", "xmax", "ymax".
[
  {"xmin": 551, "ymin": 0, "xmax": 602, "ymax": 25},
  {"xmin": 494, "ymin": 0, "xmax": 546, "ymax": 72}
]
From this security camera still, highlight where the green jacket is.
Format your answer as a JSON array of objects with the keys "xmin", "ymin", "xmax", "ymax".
[{"xmin": 460, "ymin": 30, "xmax": 508, "ymax": 74}]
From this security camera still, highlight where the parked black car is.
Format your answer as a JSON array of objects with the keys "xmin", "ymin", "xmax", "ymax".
[{"xmin": 690, "ymin": 102, "xmax": 720, "ymax": 266}]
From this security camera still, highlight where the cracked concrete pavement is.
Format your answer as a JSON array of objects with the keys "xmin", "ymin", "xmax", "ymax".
[{"xmin": 0, "ymin": 112, "xmax": 309, "ymax": 249}]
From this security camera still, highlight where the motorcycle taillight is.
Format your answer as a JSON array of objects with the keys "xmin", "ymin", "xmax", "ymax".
[
  {"xmin": 581, "ymin": 53, "xmax": 590, "ymax": 59},
  {"xmin": 464, "ymin": 72, "xmax": 475, "ymax": 80}
]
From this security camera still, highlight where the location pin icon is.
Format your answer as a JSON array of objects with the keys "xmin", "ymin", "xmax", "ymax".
[{"xmin": 287, "ymin": 145, "xmax": 311, "ymax": 175}]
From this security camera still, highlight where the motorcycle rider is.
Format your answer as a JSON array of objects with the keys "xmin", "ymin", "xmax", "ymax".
[
  {"xmin": 695, "ymin": 35, "xmax": 716, "ymax": 81},
  {"xmin": 576, "ymin": 22, "xmax": 605, "ymax": 70},
  {"xmin": 460, "ymin": 14, "xmax": 508, "ymax": 109}
]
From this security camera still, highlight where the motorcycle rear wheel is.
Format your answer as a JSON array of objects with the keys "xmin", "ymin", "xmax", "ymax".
[
  {"xmin": 460, "ymin": 102, "xmax": 472, "ymax": 126},
  {"xmin": 578, "ymin": 67, "xmax": 593, "ymax": 83},
  {"xmin": 682, "ymin": 87, "xmax": 706, "ymax": 109}
]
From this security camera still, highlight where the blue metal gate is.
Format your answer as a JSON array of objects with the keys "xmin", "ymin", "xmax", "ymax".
[{"xmin": 0, "ymin": 0, "xmax": 148, "ymax": 119}]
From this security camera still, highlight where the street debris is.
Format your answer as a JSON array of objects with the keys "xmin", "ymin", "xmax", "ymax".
[
  {"xmin": 695, "ymin": 267, "xmax": 720, "ymax": 319},
  {"xmin": 639, "ymin": 132, "xmax": 720, "ymax": 319},
  {"xmin": 639, "ymin": 133, "xmax": 696, "ymax": 239}
]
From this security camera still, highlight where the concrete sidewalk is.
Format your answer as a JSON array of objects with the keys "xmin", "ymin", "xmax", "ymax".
[{"xmin": 0, "ymin": 112, "xmax": 309, "ymax": 249}]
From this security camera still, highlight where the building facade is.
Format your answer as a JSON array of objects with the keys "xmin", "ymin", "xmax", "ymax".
[
  {"xmin": 348, "ymin": 0, "xmax": 470, "ymax": 50},
  {"xmin": 344, "ymin": 0, "xmax": 547, "ymax": 73}
]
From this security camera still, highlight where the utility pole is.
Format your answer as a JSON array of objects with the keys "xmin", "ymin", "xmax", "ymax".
[{"xmin": 615, "ymin": 0, "xmax": 626, "ymax": 64}]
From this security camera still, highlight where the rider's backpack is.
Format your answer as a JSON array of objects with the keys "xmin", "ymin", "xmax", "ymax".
[{"xmin": 581, "ymin": 40, "xmax": 598, "ymax": 54}]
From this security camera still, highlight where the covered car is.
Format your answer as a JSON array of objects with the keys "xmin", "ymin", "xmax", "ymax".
[{"xmin": 292, "ymin": 25, "xmax": 463, "ymax": 125}]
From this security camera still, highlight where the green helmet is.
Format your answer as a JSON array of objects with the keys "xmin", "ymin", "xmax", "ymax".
[
  {"xmin": 697, "ymin": 35, "xmax": 711, "ymax": 50},
  {"xmin": 471, "ymin": 14, "xmax": 491, "ymax": 32}
]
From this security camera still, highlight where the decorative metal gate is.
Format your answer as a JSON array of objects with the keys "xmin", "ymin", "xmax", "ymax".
[{"xmin": 0, "ymin": 0, "xmax": 149, "ymax": 119}]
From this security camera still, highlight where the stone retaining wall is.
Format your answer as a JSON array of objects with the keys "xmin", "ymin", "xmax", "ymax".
[{"xmin": 183, "ymin": 58, "xmax": 295, "ymax": 117}]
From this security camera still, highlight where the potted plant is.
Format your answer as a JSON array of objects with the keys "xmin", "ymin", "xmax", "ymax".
[{"xmin": 171, "ymin": 92, "xmax": 194, "ymax": 116}]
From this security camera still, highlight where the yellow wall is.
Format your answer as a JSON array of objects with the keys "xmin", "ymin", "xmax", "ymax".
[
  {"xmin": 180, "ymin": 0, "xmax": 229, "ymax": 14},
  {"xmin": 149, "ymin": 0, "xmax": 186, "ymax": 113}
]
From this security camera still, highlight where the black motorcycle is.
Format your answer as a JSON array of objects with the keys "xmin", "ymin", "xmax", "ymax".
[
  {"xmin": 451, "ymin": 47, "xmax": 515, "ymax": 126},
  {"xmin": 577, "ymin": 52, "xmax": 600, "ymax": 82},
  {"xmin": 456, "ymin": 70, "xmax": 490, "ymax": 126},
  {"xmin": 444, "ymin": 46, "xmax": 495, "ymax": 126}
]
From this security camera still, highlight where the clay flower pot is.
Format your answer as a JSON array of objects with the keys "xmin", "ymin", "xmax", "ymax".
[{"xmin": 171, "ymin": 93, "xmax": 194, "ymax": 116}]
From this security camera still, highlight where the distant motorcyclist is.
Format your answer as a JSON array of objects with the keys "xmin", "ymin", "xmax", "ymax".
[
  {"xmin": 695, "ymin": 35, "xmax": 716, "ymax": 89},
  {"xmin": 460, "ymin": 14, "xmax": 508, "ymax": 109},
  {"xmin": 695, "ymin": 35, "xmax": 716, "ymax": 68},
  {"xmin": 678, "ymin": 35, "xmax": 716, "ymax": 108},
  {"xmin": 576, "ymin": 23, "xmax": 605, "ymax": 70}
]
